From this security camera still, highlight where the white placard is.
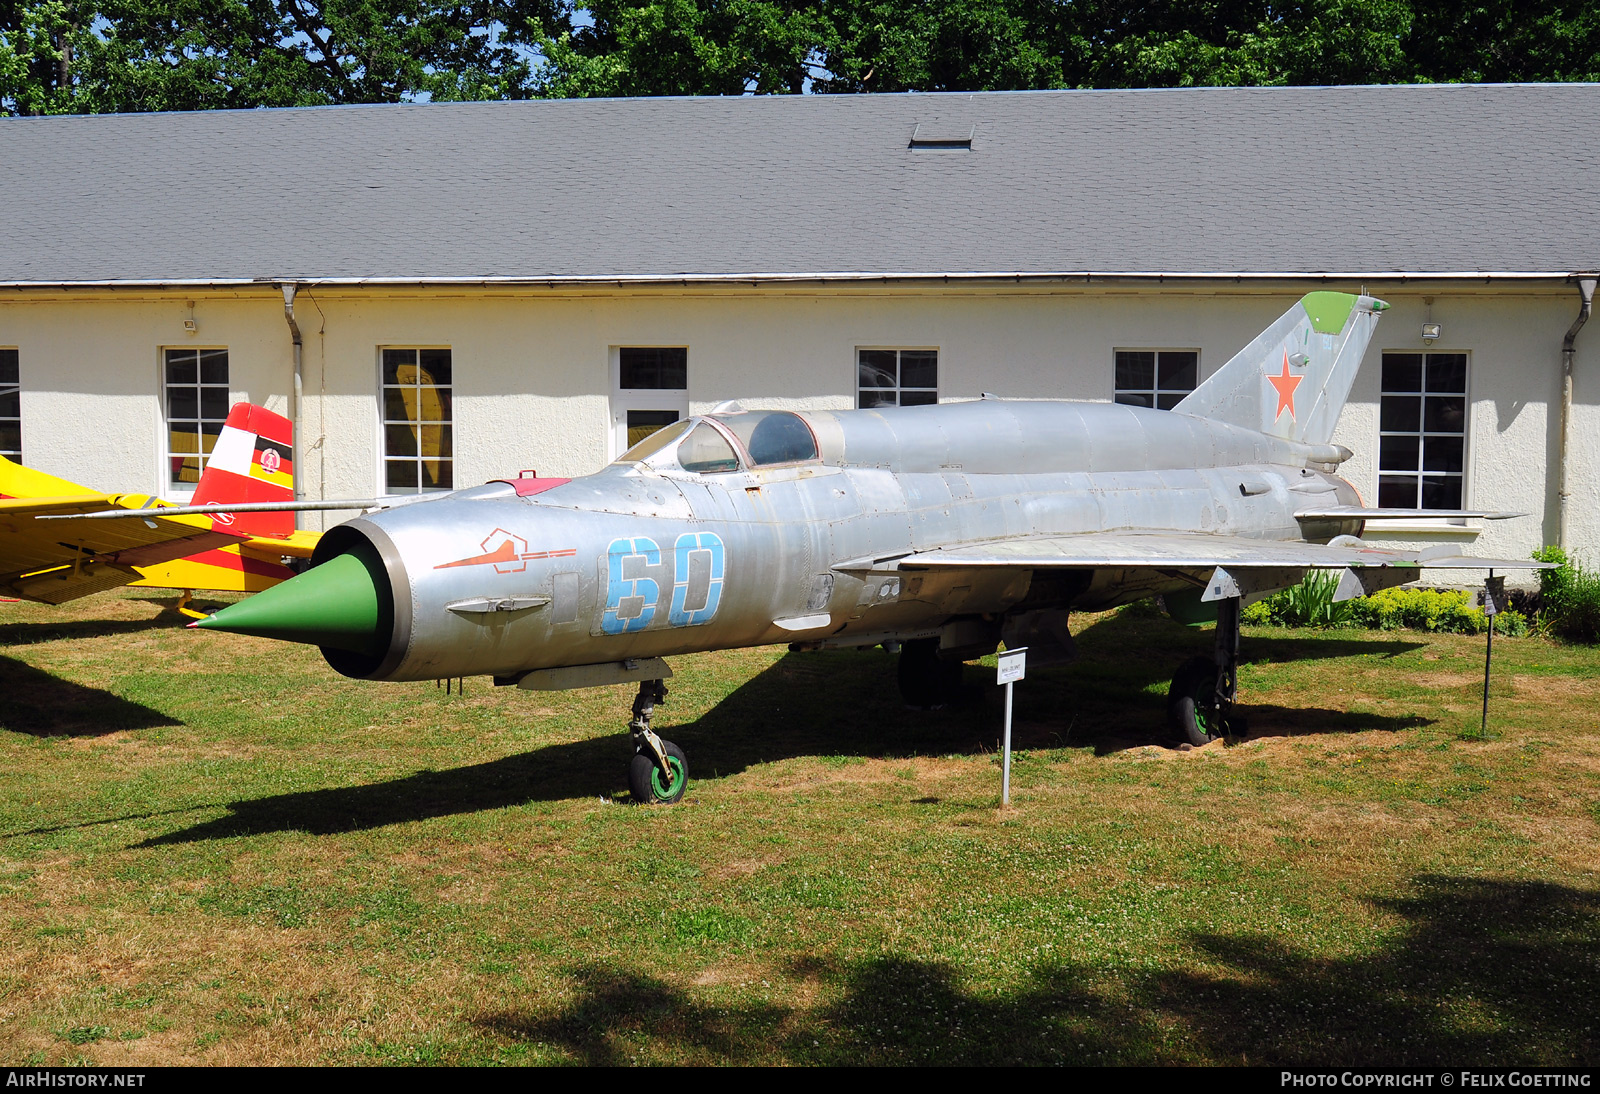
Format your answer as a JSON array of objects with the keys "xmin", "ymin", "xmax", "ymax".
[{"xmin": 997, "ymin": 647, "xmax": 1027, "ymax": 685}]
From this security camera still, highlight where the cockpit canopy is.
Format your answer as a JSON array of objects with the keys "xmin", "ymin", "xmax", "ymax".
[
  {"xmin": 615, "ymin": 410, "xmax": 819, "ymax": 474},
  {"xmin": 715, "ymin": 411, "xmax": 818, "ymax": 466}
]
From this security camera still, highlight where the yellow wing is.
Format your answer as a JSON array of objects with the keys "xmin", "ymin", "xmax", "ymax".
[{"xmin": 0, "ymin": 490, "xmax": 247, "ymax": 604}]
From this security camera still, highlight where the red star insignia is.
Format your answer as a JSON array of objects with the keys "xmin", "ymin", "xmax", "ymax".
[{"xmin": 1268, "ymin": 351, "xmax": 1303, "ymax": 421}]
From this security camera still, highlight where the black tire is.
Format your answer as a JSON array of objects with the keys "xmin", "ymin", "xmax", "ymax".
[
  {"xmin": 1167, "ymin": 655, "xmax": 1223, "ymax": 746},
  {"xmin": 897, "ymin": 638, "xmax": 962, "ymax": 708},
  {"xmin": 629, "ymin": 740, "xmax": 688, "ymax": 804}
]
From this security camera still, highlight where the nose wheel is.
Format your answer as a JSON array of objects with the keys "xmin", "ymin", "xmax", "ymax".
[{"xmin": 627, "ymin": 678, "xmax": 688, "ymax": 804}]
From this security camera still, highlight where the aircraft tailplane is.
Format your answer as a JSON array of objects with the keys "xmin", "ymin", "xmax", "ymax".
[
  {"xmin": 1173, "ymin": 292, "xmax": 1388, "ymax": 445},
  {"xmin": 191, "ymin": 403, "xmax": 296, "ymax": 538}
]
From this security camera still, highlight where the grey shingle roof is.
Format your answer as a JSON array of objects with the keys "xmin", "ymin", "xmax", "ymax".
[{"xmin": 1, "ymin": 83, "xmax": 1597, "ymax": 284}]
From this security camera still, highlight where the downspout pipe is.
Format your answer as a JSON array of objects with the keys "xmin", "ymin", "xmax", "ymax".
[
  {"xmin": 1559, "ymin": 276, "xmax": 1597, "ymax": 550},
  {"xmin": 279, "ymin": 283, "xmax": 304, "ymax": 508}
]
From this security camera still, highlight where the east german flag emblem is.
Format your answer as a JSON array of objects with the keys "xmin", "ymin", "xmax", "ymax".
[{"xmin": 191, "ymin": 403, "xmax": 296, "ymax": 538}]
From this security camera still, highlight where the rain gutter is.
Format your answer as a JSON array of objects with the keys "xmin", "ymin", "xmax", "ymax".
[
  {"xmin": 0, "ymin": 271, "xmax": 1587, "ymax": 291},
  {"xmin": 1558, "ymin": 275, "xmax": 1597, "ymax": 550},
  {"xmin": 278, "ymin": 282, "xmax": 304, "ymax": 510}
]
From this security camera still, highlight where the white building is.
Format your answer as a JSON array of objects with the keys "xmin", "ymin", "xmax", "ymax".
[{"xmin": 1, "ymin": 84, "xmax": 1596, "ymax": 565}]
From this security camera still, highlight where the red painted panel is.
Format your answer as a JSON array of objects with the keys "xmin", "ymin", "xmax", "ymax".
[{"xmin": 495, "ymin": 477, "xmax": 571, "ymax": 497}]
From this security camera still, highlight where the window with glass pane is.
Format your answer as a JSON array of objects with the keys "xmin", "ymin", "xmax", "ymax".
[
  {"xmin": 164, "ymin": 348, "xmax": 229, "ymax": 488},
  {"xmin": 1115, "ymin": 350, "xmax": 1198, "ymax": 410},
  {"xmin": 619, "ymin": 347, "xmax": 687, "ymax": 390},
  {"xmin": 382, "ymin": 348, "xmax": 453, "ymax": 493},
  {"xmin": 627, "ymin": 409, "xmax": 681, "ymax": 449},
  {"xmin": 1379, "ymin": 352, "xmax": 1467, "ymax": 509},
  {"xmin": 0, "ymin": 349, "xmax": 18, "ymax": 462},
  {"xmin": 857, "ymin": 349, "xmax": 937, "ymax": 408}
]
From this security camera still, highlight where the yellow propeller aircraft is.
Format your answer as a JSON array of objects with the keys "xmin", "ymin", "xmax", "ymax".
[{"xmin": 0, "ymin": 404, "xmax": 317, "ymax": 613}]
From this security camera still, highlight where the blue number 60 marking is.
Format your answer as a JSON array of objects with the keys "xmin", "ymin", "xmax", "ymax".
[
  {"xmin": 601, "ymin": 537, "xmax": 661, "ymax": 635},
  {"xmin": 669, "ymin": 532, "xmax": 725, "ymax": 627}
]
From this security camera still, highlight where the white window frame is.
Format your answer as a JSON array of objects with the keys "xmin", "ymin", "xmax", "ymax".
[
  {"xmin": 610, "ymin": 346, "xmax": 689, "ymax": 460},
  {"xmin": 856, "ymin": 347, "xmax": 938, "ymax": 408},
  {"xmin": 1113, "ymin": 348, "xmax": 1200, "ymax": 410},
  {"xmin": 378, "ymin": 346, "xmax": 455, "ymax": 495},
  {"xmin": 161, "ymin": 346, "xmax": 231, "ymax": 497},
  {"xmin": 0, "ymin": 348, "xmax": 18, "ymax": 462},
  {"xmin": 1377, "ymin": 350, "xmax": 1470, "ymax": 511}
]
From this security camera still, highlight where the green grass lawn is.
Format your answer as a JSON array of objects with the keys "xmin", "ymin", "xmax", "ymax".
[{"xmin": 1, "ymin": 590, "xmax": 1596, "ymax": 1065}]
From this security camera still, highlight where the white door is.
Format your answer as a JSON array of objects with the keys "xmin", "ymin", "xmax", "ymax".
[{"xmin": 611, "ymin": 346, "xmax": 690, "ymax": 459}]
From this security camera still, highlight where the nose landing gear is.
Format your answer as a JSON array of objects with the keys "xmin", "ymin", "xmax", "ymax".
[
  {"xmin": 1166, "ymin": 595, "xmax": 1247, "ymax": 746},
  {"xmin": 627, "ymin": 678, "xmax": 688, "ymax": 804}
]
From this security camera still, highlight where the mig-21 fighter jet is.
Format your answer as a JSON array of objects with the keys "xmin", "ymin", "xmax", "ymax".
[{"xmin": 54, "ymin": 292, "xmax": 1540, "ymax": 803}]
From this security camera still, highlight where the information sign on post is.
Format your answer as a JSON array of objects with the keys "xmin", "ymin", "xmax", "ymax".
[
  {"xmin": 1479, "ymin": 572, "xmax": 1506, "ymax": 734},
  {"xmin": 997, "ymin": 648, "xmax": 1027, "ymax": 805},
  {"xmin": 997, "ymin": 648, "xmax": 1028, "ymax": 685}
]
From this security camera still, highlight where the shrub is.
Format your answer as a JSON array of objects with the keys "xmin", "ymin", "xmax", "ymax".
[
  {"xmin": 1240, "ymin": 598, "xmax": 1275, "ymax": 625},
  {"xmin": 1279, "ymin": 570, "xmax": 1351, "ymax": 627},
  {"xmin": 1243, "ymin": 570, "xmax": 1353, "ymax": 627},
  {"xmin": 1346, "ymin": 586, "xmax": 1525, "ymax": 636},
  {"xmin": 1243, "ymin": 576, "xmax": 1526, "ymax": 636},
  {"xmin": 1532, "ymin": 546, "xmax": 1600, "ymax": 644}
]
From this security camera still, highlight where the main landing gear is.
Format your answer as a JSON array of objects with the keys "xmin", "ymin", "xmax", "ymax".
[
  {"xmin": 1166, "ymin": 596, "xmax": 1248, "ymax": 746},
  {"xmin": 897, "ymin": 637, "xmax": 964, "ymax": 709},
  {"xmin": 627, "ymin": 678, "xmax": 688, "ymax": 804}
]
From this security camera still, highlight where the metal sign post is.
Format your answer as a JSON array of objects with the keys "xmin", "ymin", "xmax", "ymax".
[
  {"xmin": 1479, "ymin": 572, "xmax": 1506, "ymax": 735},
  {"xmin": 996, "ymin": 647, "xmax": 1027, "ymax": 806}
]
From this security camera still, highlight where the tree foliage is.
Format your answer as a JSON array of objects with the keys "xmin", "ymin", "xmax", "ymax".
[
  {"xmin": 534, "ymin": 0, "xmax": 819, "ymax": 97},
  {"xmin": 1, "ymin": 0, "xmax": 558, "ymax": 114},
  {"xmin": 4, "ymin": 0, "xmax": 1599, "ymax": 115}
]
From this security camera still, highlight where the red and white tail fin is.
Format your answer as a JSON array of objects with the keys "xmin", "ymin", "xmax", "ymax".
[{"xmin": 192, "ymin": 404, "xmax": 295, "ymax": 538}]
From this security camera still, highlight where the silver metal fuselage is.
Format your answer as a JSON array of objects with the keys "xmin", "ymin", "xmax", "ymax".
[{"xmin": 324, "ymin": 400, "xmax": 1361, "ymax": 682}]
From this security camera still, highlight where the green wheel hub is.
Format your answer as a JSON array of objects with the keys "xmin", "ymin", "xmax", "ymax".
[
  {"xmin": 629, "ymin": 739, "xmax": 688, "ymax": 805},
  {"xmin": 651, "ymin": 755, "xmax": 686, "ymax": 800}
]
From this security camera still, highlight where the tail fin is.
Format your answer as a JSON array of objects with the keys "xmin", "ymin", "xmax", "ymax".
[
  {"xmin": 1173, "ymin": 292, "xmax": 1388, "ymax": 445},
  {"xmin": 192, "ymin": 403, "xmax": 295, "ymax": 538}
]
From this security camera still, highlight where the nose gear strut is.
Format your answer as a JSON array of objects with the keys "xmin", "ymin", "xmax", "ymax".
[{"xmin": 627, "ymin": 678, "xmax": 688, "ymax": 804}]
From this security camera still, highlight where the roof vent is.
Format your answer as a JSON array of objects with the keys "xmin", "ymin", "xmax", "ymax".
[{"xmin": 908, "ymin": 123, "xmax": 974, "ymax": 151}]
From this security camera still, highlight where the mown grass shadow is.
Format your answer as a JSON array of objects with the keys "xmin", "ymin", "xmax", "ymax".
[
  {"xmin": 1001, "ymin": 609, "xmax": 1430, "ymax": 754},
  {"xmin": 0, "ymin": 614, "xmax": 184, "ymax": 646},
  {"xmin": 144, "ymin": 620, "xmax": 1432, "ymax": 842},
  {"xmin": 475, "ymin": 875, "xmax": 1599, "ymax": 1065},
  {"xmin": 138, "ymin": 742, "xmax": 624, "ymax": 844},
  {"xmin": 0, "ymin": 655, "xmax": 182, "ymax": 736}
]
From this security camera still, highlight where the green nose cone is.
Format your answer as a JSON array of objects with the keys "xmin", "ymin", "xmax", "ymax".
[{"xmin": 193, "ymin": 542, "xmax": 391, "ymax": 657}]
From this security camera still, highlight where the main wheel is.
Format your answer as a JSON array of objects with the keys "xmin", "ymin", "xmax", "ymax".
[
  {"xmin": 897, "ymin": 638, "xmax": 963, "ymax": 708},
  {"xmin": 1167, "ymin": 655, "xmax": 1223, "ymax": 746},
  {"xmin": 629, "ymin": 740, "xmax": 688, "ymax": 804}
]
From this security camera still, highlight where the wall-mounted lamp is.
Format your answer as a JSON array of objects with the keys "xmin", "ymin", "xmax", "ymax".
[
  {"xmin": 1422, "ymin": 297, "xmax": 1439, "ymax": 345},
  {"xmin": 183, "ymin": 301, "xmax": 198, "ymax": 335}
]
